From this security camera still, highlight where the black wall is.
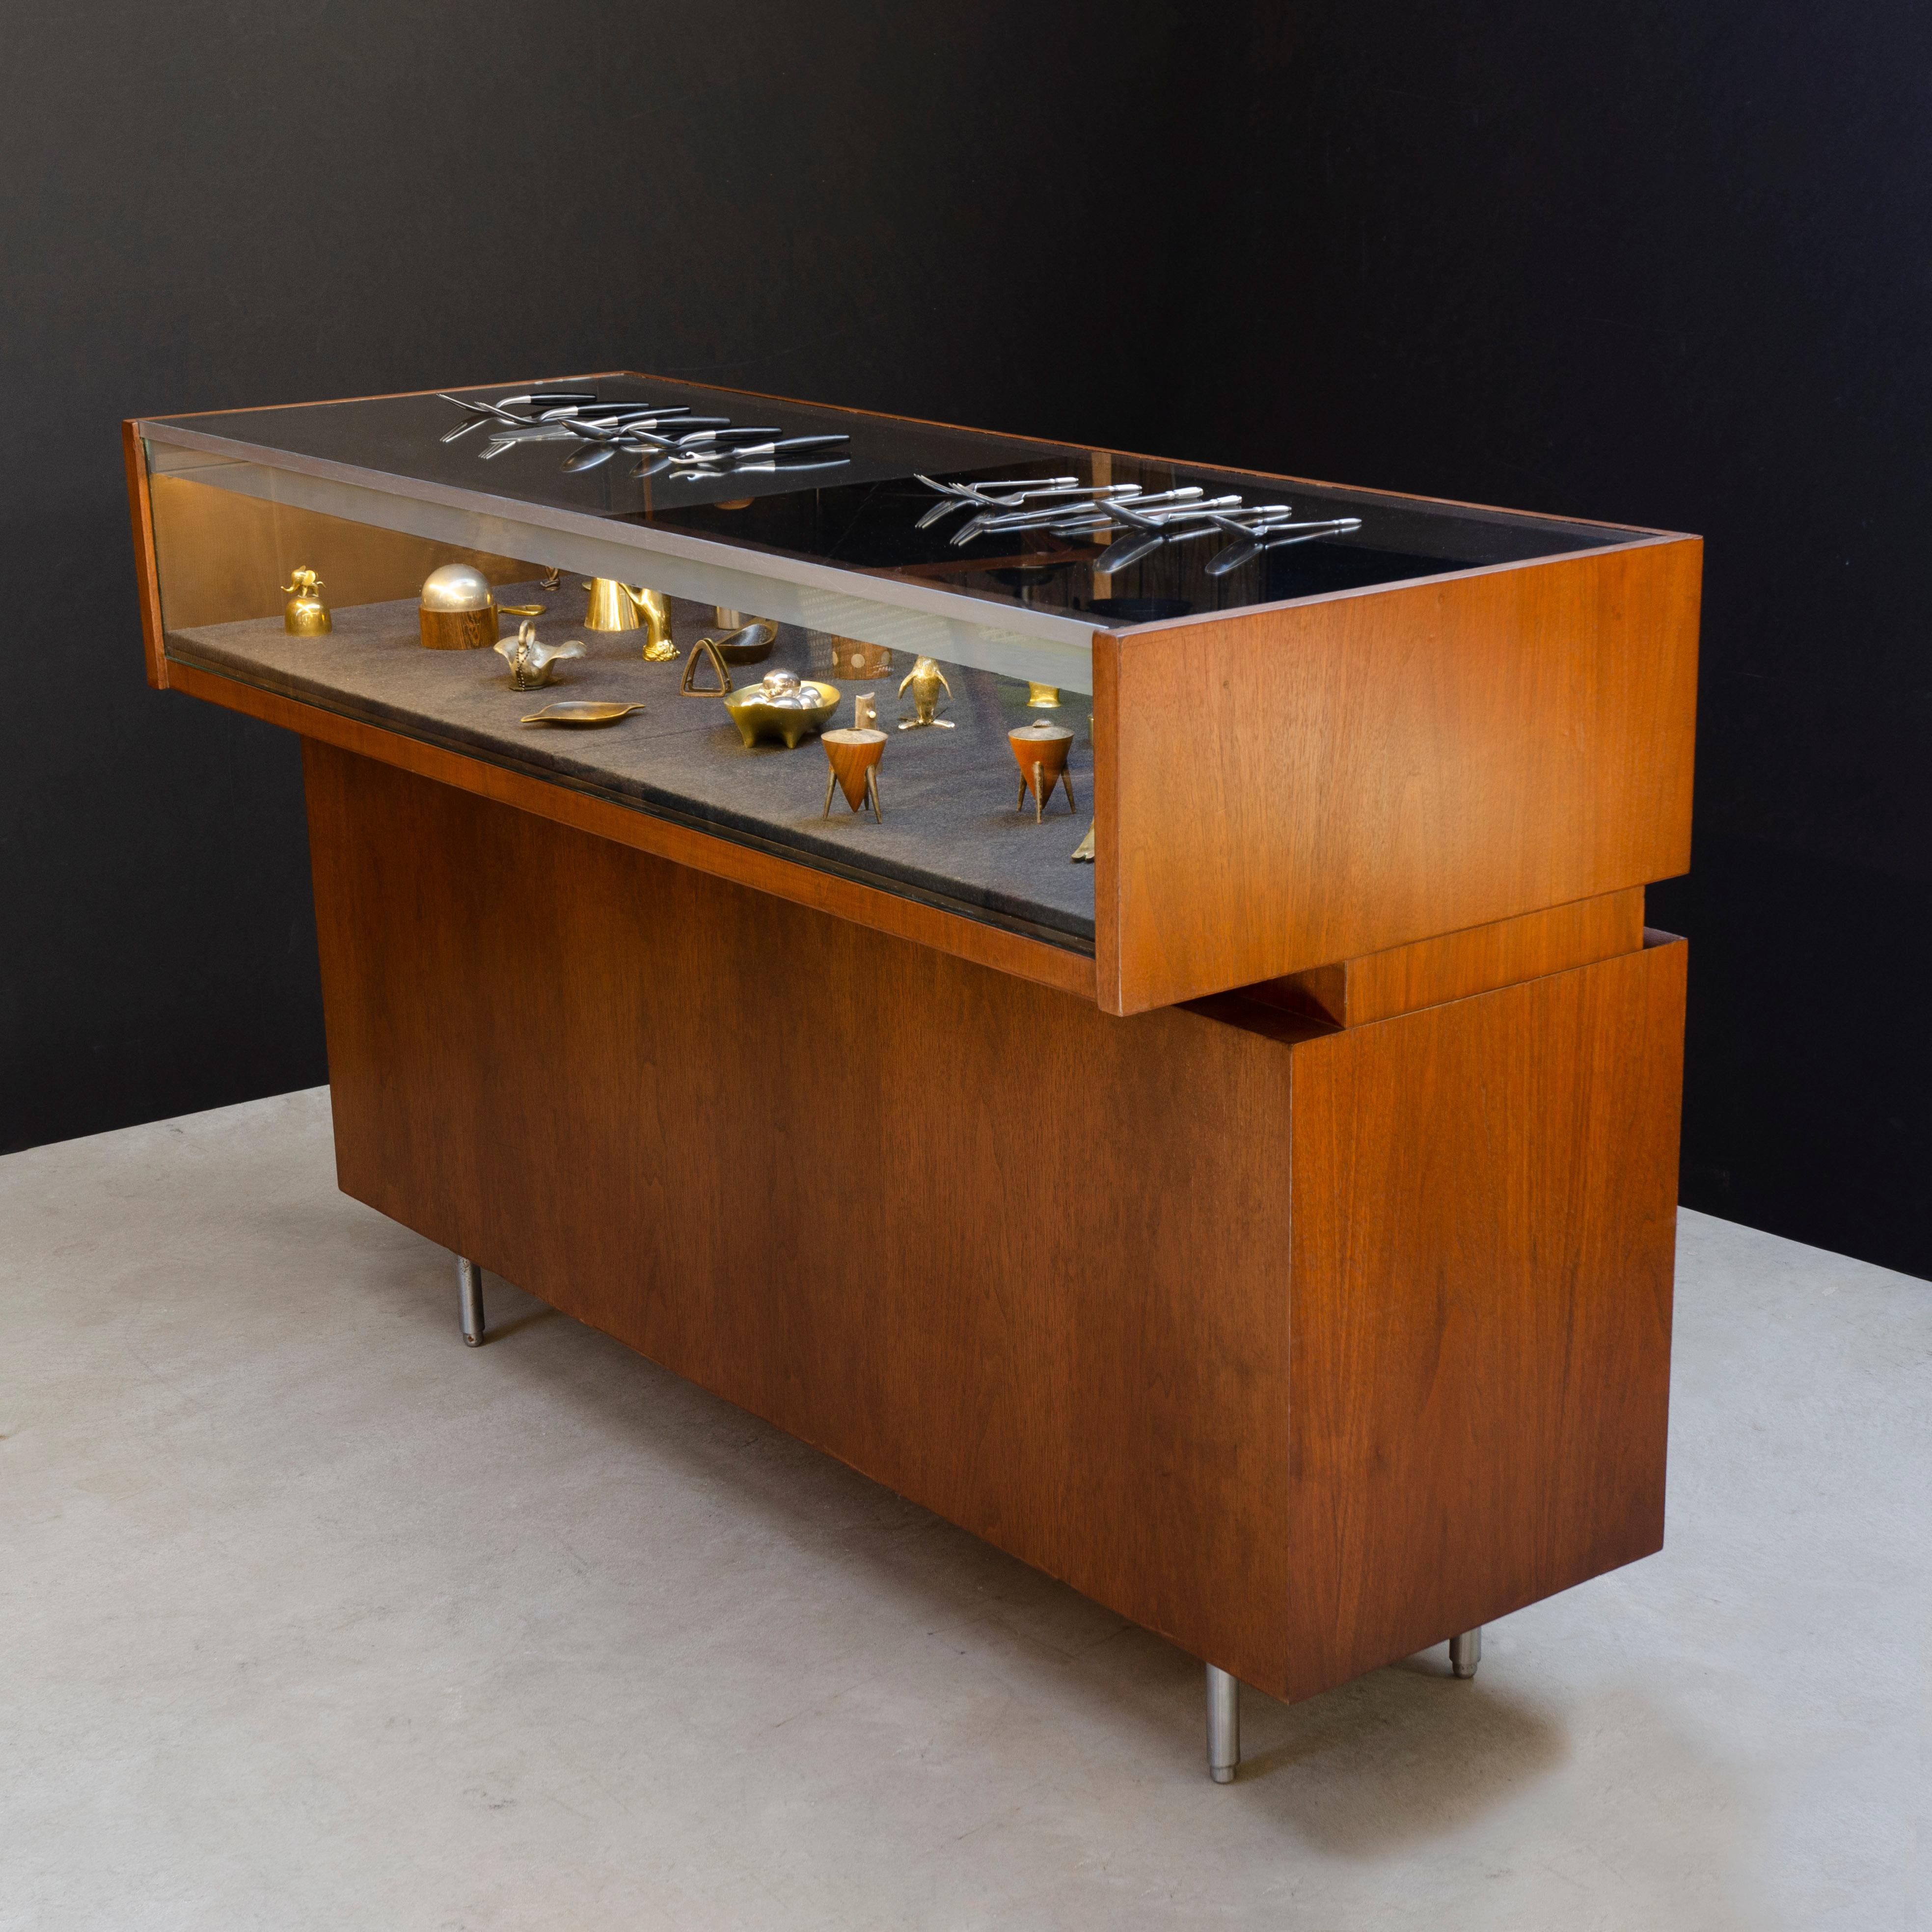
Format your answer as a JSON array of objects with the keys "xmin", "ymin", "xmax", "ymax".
[{"xmin": 4, "ymin": 5, "xmax": 1926, "ymax": 1278}]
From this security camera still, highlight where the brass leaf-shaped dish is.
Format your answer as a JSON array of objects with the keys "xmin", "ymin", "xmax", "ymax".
[{"xmin": 519, "ymin": 701, "xmax": 644, "ymax": 727}]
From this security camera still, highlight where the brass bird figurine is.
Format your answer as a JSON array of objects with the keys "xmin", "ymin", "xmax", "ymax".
[{"xmin": 897, "ymin": 655, "xmax": 954, "ymax": 729}]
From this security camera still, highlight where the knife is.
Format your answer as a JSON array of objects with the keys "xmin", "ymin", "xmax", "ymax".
[
  {"xmin": 1203, "ymin": 517, "xmax": 1363, "ymax": 577},
  {"xmin": 670, "ymin": 434, "xmax": 850, "ymax": 464}
]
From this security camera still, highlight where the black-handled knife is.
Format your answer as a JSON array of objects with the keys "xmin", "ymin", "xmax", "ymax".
[{"xmin": 674, "ymin": 434, "xmax": 850, "ymax": 463}]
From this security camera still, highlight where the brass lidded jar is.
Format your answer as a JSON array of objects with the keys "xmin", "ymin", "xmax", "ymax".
[{"xmin": 418, "ymin": 564, "xmax": 498, "ymax": 650}]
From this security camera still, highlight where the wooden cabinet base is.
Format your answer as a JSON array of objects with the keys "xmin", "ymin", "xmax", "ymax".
[{"xmin": 305, "ymin": 738, "xmax": 1684, "ymax": 1704}]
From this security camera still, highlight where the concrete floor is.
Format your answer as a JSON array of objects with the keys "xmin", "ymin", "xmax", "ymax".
[{"xmin": 1, "ymin": 1089, "xmax": 1925, "ymax": 1931}]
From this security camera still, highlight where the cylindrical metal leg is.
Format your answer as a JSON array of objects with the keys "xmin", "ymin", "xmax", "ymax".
[
  {"xmin": 1449, "ymin": 1625, "xmax": 1482, "ymax": 1679},
  {"xmin": 1206, "ymin": 1663, "xmax": 1240, "ymax": 1784},
  {"xmin": 458, "ymin": 1257, "xmax": 486, "ymax": 1347}
]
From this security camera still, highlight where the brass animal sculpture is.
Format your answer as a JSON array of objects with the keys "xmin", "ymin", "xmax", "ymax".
[
  {"xmin": 897, "ymin": 655, "xmax": 953, "ymax": 729},
  {"xmin": 281, "ymin": 567, "xmax": 331, "ymax": 635}
]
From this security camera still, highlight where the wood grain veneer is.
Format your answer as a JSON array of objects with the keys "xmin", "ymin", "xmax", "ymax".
[
  {"xmin": 1282, "ymin": 937, "xmax": 1685, "ymax": 1697},
  {"xmin": 306, "ymin": 740, "xmax": 1686, "ymax": 1700},
  {"xmin": 1098, "ymin": 539, "xmax": 1701, "ymax": 1014},
  {"xmin": 306, "ymin": 739, "xmax": 1295, "ymax": 1684},
  {"xmin": 123, "ymin": 420, "xmax": 167, "ymax": 690},
  {"xmin": 1254, "ymin": 887, "xmax": 1646, "ymax": 1027}
]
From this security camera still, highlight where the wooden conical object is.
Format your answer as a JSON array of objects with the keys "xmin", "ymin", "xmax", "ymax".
[
  {"xmin": 821, "ymin": 728, "xmax": 886, "ymax": 817},
  {"xmin": 1007, "ymin": 721, "xmax": 1075, "ymax": 818}
]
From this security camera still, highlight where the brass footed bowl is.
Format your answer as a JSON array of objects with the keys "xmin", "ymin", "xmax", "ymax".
[{"xmin": 723, "ymin": 677, "xmax": 840, "ymax": 749}]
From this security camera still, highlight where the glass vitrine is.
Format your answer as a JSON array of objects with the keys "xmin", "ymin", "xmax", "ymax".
[{"xmin": 130, "ymin": 373, "xmax": 1679, "ymax": 1007}]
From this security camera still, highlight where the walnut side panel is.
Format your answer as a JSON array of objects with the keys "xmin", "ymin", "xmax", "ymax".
[
  {"xmin": 304, "ymin": 740, "xmax": 1292, "ymax": 1685},
  {"xmin": 122, "ymin": 419, "xmax": 168, "ymax": 690},
  {"xmin": 1283, "ymin": 940, "xmax": 1686, "ymax": 1701},
  {"xmin": 1255, "ymin": 887, "xmax": 1646, "ymax": 1027},
  {"xmin": 1106, "ymin": 540, "xmax": 1701, "ymax": 1013}
]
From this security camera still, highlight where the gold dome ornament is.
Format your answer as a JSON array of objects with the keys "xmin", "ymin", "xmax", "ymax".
[
  {"xmin": 583, "ymin": 579, "xmax": 674, "ymax": 659},
  {"xmin": 418, "ymin": 563, "xmax": 499, "ymax": 650},
  {"xmin": 281, "ymin": 568, "xmax": 331, "ymax": 635},
  {"xmin": 896, "ymin": 656, "xmax": 953, "ymax": 729},
  {"xmin": 1026, "ymin": 682, "xmax": 1061, "ymax": 708}
]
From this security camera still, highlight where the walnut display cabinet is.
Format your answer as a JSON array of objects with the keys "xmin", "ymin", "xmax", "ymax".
[{"xmin": 125, "ymin": 376, "xmax": 1698, "ymax": 1781}]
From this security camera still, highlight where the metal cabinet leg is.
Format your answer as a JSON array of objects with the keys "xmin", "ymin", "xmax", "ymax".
[
  {"xmin": 1206, "ymin": 1663, "xmax": 1240, "ymax": 1783},
  {"xmin": 1449, "ymin": 1626, "xmax": 1483, "ymax": 1678},
  {"xmin": 458, "ymin": 1257, "xmax": 486, "ymax": 1346}
]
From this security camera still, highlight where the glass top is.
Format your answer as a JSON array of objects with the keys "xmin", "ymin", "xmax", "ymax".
[{"xmin": 143, "ymin": 373, "xmax": 1644, "ymax": 634}]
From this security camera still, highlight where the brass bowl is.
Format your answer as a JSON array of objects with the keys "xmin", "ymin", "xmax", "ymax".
[
  {"xmin": 712, "ymin": 621, "xmax": 779, "ymax": 665},
  {"xmin": 723, "ymin": 678, "xmax": 840, "ymax": 749}
]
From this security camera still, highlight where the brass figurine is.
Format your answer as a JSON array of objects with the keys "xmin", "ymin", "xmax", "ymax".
[
  {"xmin": 1008, "ymin": 719, "xmax": 1077, "ymax": 820},
  {"xmin": 1026, "ymin": 682, "xmax": 1061, "ymax": 708},
  {"xmin": 583, "ymin": 578, "xmax": 675, "ymax": 658},
  {"xmin": 495, "ymin": 621, "xmax": 586, "ymax": 690},
  {"xmin": 821, "ymin": 727, "xmax": 886, "ymax": 822},
  {"xmin": 723, "ymin": 669, "xmax": 839, "ymax": 749},
  {"xmin": 418, "ymin": 563, "xmax": 499, "ymax": 650},
  {"xmin": 281, "ymin": 568, "xmax": 331, "ymax": 636},
  {"xmin": 897, "ymin": 655, "xmax": 953, "ymax": 730},
  {"xmin": 1070, "ymin": 825, "xmax": 1095, "ymax": 863}
]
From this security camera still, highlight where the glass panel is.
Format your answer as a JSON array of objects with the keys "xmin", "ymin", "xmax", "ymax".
[
  {"xmin": 144, "ymin": 373, "xmax": 1638, "ymax": 695},
  {"xmin": 147, "ymin": 467, "xmax": 1098, "ymax": 950}
]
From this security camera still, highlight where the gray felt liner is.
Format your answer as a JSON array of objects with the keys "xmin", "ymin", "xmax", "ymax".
[{"xmin": 169, "ymin": 584, "xmax": 1097, "ymax": 944}]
